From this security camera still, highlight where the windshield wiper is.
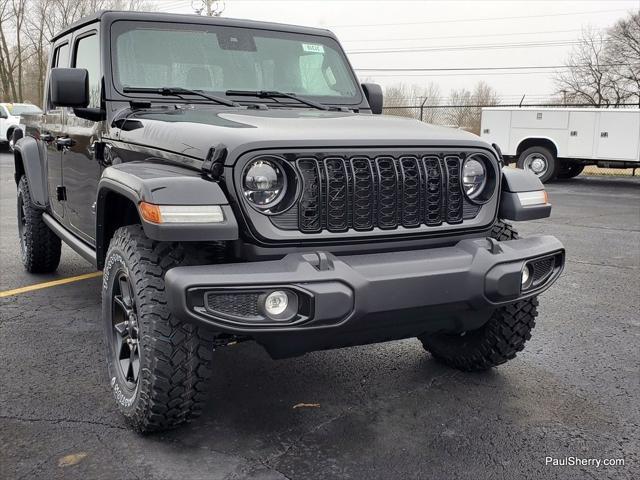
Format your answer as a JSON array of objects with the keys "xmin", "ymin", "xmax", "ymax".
[
  {"xmin": 123, "ymin": 87, "xmax": 239, "ymax": 107},
  {"xmin": 225, "ymin": 90, "xmax": 329, "ymax": 111}
]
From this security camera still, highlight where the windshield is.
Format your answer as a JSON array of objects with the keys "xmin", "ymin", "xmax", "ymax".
[
  {"xmin": 7, "ymin": 104, "xmax": 42, "ymax": 115},
  {"xmin": 112, "ymin": 21, "xmax": 360, "ymax": 104}
]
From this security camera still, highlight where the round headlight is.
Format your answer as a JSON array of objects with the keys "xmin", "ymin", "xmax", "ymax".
[
  {"xmin": 462, "ymin": 158, "xmax": 487, "ymax": 198},
  {"xmin": 243, "ymin": 159, "xmax": 286, "ymax": 207}
]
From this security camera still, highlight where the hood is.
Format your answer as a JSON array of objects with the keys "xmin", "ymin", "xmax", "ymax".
[{"xmin": 116, "ymin": 106, "xmax": 488, "ymax": 163}]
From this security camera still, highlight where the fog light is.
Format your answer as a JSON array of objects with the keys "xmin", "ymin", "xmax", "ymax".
[
  {"xmin": 521, "ymin": 264, "xmax": 532, "ymax": 288},
  {"xmin": 264, "ymin": 291, "xmax": 288, "ymax": 316}
]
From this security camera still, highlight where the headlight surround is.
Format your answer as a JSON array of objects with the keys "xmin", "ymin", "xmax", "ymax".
[
  {"xmin": 462, "ymin": 157, "xmax": 487, "ymax": 199},
  {"xmin": 243, "ymin": 158, "xmax": 287, "ymax": 208},
  {"xmin": 461, "ymin": 154, "xmax": 497, "ymax": 204}
]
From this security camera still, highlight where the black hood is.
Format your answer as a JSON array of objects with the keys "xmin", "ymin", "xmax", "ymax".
[{"xmin": 115, "ymin": 106, "xmax": 488, "ymax": 163}]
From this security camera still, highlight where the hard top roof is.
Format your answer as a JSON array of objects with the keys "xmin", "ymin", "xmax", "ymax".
[{"xmin": 51, "ymin": 10, "xmax": 334, "ymax": 42}]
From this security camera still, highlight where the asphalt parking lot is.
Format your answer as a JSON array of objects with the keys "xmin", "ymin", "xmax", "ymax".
[{"xmin": 0, "ymin": 151, "xmax": 638, "ymax": 480}]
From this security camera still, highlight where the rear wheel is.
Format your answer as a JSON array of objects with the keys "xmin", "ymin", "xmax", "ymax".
[
  {"xmin": 418, "ymin": 220, "xmax": 539, "ymax": 371},
  {"xmin": 517, "ymin": 146, "xmax": 559, "ymax": 183},
  {"xmin": 558, "ymin": 163, "xmax": 585, "ymax": 179},
  {"xmin": 103, "ymin": 225, "xmax": 217, "ymax": 433},
  {"xmin": 17, "ymin": 176, "xmax": 61, "ymax": 273}
]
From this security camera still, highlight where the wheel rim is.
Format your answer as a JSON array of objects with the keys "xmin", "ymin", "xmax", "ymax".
[
  {"xmin": 17, "ymin": 194, "xmax": 27, "ymax": 261},
  {"xmin": 111, "ymin": 272, "xmax": 141, "ymax": 390},
  {"xmin": 9, "ymin": 137, "xmax": 14, "ymax": 151},
  {"xmin": 523, "ymin": 153, "xmax": 548, "ymax": 177}
]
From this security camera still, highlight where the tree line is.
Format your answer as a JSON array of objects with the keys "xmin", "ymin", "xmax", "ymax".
[{"xmin": 0, "ymin": 0, "xmax": 150, "ymax": 106}]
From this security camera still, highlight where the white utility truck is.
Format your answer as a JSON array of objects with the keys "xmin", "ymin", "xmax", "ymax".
[
  {"xmin": 0, "ymin": 103, "xmax": 43, "ymax": 151},
  {"xmin": 481, "ymin": 107, "xmax": 640, "ymax": 182}
]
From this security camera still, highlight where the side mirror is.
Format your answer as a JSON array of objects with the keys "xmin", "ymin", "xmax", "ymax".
[
  {"xmin": 50, "ymin": 68, "xmax": 89, "ymax": 108},
  {"xmin": 0, "ymin": 110, "xmax": 6, "ymax": 119},
  {"xmin": 361, "ymin": 83, "xmax": 383, "ymax": 114}
]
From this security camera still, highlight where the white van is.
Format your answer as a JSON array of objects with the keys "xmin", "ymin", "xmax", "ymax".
[{"xmin": 481, "ymin": 107, "xmax": 640, "ymax": 182}]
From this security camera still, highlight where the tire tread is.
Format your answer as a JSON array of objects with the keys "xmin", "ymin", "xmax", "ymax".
[
  {"xmin": 105, "ymin": 225, "xmax": 215, "ymax": 433},
  {"xmin": 18, "ymin": 176, "xmax": 61, "ymax": 273}
]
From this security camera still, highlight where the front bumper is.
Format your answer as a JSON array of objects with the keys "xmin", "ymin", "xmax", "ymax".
[{"xmin": 165, "ymin": 235, "xmax": 564, "ymax": 357}]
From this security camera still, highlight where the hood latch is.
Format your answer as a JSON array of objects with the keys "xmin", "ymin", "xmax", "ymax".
[{"xmin": 202, "ymin": 144, "xmax": 227, "ymax": 181}]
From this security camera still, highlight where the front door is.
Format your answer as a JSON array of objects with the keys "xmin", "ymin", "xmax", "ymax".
[
  {"xmin": 62, "ymin": 31, "xmax": 103, "ymax": 244},
  {"xmin": 45, "ymin": 40, "xmax": 71, "ymax": 220}
]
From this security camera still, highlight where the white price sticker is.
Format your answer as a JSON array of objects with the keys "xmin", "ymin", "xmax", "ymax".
[{"xmin": 302, "ymin": 43, "xmax": 325, "ymax": 54}]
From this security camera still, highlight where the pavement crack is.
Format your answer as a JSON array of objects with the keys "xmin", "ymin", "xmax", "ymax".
[
  {"xmin": 566, "ymin": 259, "xmax": 639, "ymax": 271},
  {"xmin": 0, "ymin": 414, "xmax": 127, "ymax": 430}
]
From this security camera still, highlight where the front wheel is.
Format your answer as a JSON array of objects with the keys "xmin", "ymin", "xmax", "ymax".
[
  {"xmin": 517, "ymin": 146, "xmax": 559, "ymax": 183},
  {"xmin": 102, "ymin": 225, "xmax": 216, "ymax": 433}
]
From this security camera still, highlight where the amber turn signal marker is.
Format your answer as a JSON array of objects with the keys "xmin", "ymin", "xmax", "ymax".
[
  {"xmin": 543, "ymin": 191, "xmax": 549, "ymax": 204},
  {"xmin": 139, "ymin": 202, "xmax": 162, "ymax": 224}
]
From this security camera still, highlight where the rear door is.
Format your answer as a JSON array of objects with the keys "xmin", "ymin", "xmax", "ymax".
[
  {"xmin": 62, "ymin": 29, "xmax": 103, "ymax": 243},
  {"xmin": 44, "ymin": 40, "xmax": 70, "ymax": 220},
  {"xmin": 567, "ymin": 111, "xmax": 596, "ymax": 159},
  {"xmin": 595, "ymin": 111, "xmax": 640, "ymax": 161}
]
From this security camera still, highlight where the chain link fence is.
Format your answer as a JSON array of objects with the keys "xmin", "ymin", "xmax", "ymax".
[{"xmin": 382, "ymin": 104, "xmax": 639, "ymax": 178}]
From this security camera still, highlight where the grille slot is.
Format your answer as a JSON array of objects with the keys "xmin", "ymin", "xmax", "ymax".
[
  {"xmin": 423, "ymin": 156, "xmax": 443, "ymax": 226},
  {"xmin": 351, "ymin": 157, "xmax": 375, "ymax": 230},
  {"xmin": 445, "ymin": 156, "xmax": 463, "ymax": 224},
  {"xmin": 297, "ymin": 158, "xmax": 322, "ymax": 233},
  {"xmin": 286, "ymin": 154, "xmax": 475, "ymax": 233},
  {"xmin": 324, "ymin": 158, "xmax": 349, "ymax": 231},
  {"xmin": 399, "ymin": 156, "xmax": 422, "ymax": 227}
]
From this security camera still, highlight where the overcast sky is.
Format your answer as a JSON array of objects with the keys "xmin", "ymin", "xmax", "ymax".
[{"xmin": 157, "ymin": 0, "xmax": 640, "ymax": 103}]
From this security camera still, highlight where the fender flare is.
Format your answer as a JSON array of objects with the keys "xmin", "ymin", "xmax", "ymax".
[
  {"xmin": 96, "ymin": 161, "xmax": 238, "ymax": 267},
  {"xmin": 13, "ymin": 136, "xmax": 48, "ymax": 208},
  {"xmin": 499, "ymin": 167, "xmax": 551, "ymax": 221}
]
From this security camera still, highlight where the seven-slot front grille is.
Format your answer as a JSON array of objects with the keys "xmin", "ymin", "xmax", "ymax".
[{"xmin": 293, "ymin": 155, "xmax": 466, "ymax": 233}]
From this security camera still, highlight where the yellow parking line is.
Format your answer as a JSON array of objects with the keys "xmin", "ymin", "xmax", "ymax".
[{"xmin": 0, "ymin": 272, "xmax": 103, "ymax": 298}]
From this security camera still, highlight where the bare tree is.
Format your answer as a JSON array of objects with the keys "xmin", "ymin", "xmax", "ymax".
[
  {"xmin": 554, "ymin": 11, "xmax": 640, "ymax": 106},
  {"xmin": 192, "ymin": 0, "xmax": 225, "ymax": 16},
  {"xmin": 606, "ymin": 10, "xmax": 640, "ymax": 106},
  {"xmin": 446, "ymin": 81, "xmax": 499, "ymax": 134},
  {"xmin": 383, "ymin": 82, "xmax": 441, "ymax": 120}
]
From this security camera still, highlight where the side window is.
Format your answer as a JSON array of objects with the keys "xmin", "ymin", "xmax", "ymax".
[
  {"xmin": 73, "ymin": 34, "xmax": 100, "ymax": 108},
  {"xmin": 54, "ymin": 43, "xmax": 70, "ymax": 68},
  {"xmin": 47, "ymin": 43, "xmax": 70, "ymax": 110}
]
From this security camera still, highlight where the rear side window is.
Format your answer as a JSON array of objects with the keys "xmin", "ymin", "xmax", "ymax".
[
  {"xmin": 74, "ymin": 34, "xmax": 101, "ymax": 108},
  {"xmin": 53, "ymin": 43, "xmax": 70, "ymax": 68},
  {"xmin": 47, "ymin": 43, "xmax": 70, "ymax": 110}
]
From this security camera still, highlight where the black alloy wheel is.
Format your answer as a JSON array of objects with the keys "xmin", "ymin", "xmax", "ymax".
[{"xmin": 111, "ymin": 271, "xmax": 141, "ymax": 390}]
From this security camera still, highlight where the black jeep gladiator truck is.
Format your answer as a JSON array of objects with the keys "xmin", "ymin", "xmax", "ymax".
[{"xmin": 13, "ymin": 11, "xmax": 564, "ymax": 433}]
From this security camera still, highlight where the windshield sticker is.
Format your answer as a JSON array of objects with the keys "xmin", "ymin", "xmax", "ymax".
[{"xmin": 302, "ymin": 43, "xmax": 325, "ymax": 54}]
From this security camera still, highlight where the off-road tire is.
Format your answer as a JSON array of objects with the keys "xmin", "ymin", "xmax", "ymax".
[
  {"xmin": 558, "ymin": 163, "xmax": 585, "ymax": 179},
  {"xmin": 517, "ymin": 145, "xmax": 559, "ymax": 183},
  {"xmin": 17, "ymin": 176, "xmax": 61, "ymax": 273},
  {"xmin": 102, "ymin": 225, "xmax": 216, "ymax": 433},
  {"xmin": 418, "ymin": 220, "xmax": 539, "ymax": 371},
  {"xmin": 489, "ymin": 219, "xmax": 519, "ymax": 241}
]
